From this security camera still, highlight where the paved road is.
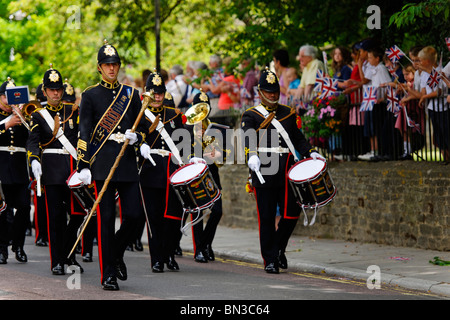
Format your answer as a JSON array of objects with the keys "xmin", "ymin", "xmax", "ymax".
[{"xmin": 0, "ymin": 235, "xmax": 443, "ymax": 303}]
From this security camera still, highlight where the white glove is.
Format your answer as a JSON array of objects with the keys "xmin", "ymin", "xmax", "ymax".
[
  {"xmin": 248, "ymin": 155, "xmax": 261, "ymax": 172},
  {"xmin": 140, "ymin": 144, "xmax": 152, "ymax": 160},
  {"xmin": 78, "ymin": 168, "xmax": 92, "ymax": 185},
  {"xmin": 311, "ymin": 152, "xmax": 326, "ymax": 161},
  {"xmin": 31, "ymin": 160, "xmax": 42, "ymax": 178},
  {"xmin": 189, "ymin": 157, "xmax": 206, "ymax": 164},
  {"xmin": 125, "ymin": 129, "xmax": 138, "ymax": 145}
]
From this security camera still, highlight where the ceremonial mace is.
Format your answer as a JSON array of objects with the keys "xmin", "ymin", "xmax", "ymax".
[{"xmin": 68, "ymin": 90, "xmax": 154, "ymax": 258}]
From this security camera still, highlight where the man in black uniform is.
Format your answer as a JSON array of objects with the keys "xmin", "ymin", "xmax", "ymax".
[
  {"xmin": 241, "ymin": 67, "xmax": 325, "ymax": 274},
  {"xmin": 0, "ymin": 77, "xmax": 30, "ymax": 264},
  {"xmin": 76, "ymin": 41, "xmax": 147, "ymax": 290},
  {"xmin": 32, "ymin": 83, "xmax": 48, "ymax": 247},
  {"xmin": 138, "ymin": 71, "xmax": 185, "ymax": 273},
  {"xmin": 187, "ymin": 91, "xmax": 224, "ymax": 263},
  {"xmin": 27, "ymin": 66, "xmax": 83, "ymax": 275}
]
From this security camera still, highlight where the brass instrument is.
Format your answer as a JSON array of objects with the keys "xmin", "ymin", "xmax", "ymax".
[
  {"xmin": 12, "ymin": 100, "xmax": 41, "ymax": 131},
  {"xmin": 185, "ymin": 101, "xmax": 227, "ymax": 165}
]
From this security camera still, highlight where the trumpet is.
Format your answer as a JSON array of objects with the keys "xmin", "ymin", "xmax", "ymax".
[{"xmin": 12, "ymin": 100, "xmax": 41, "ymax": 131}]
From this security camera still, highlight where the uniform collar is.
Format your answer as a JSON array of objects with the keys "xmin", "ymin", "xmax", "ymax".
[
  {"xmin": 46, "ymin": 102, "xmax": 63, "ymax": 112},
  {"xmin": 261, "ymin": 102, "xmax": 278, "ymax": 113},
  {"xmin": 148, "ymin": 105, "xmax": 164, "ymax": 113},
  {"xmin": 100, "ymin": 79, "xmax": 120, "ymax": 89}
]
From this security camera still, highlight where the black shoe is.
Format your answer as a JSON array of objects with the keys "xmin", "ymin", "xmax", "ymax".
[
  {"xmin": 264, "ymin": 262, "xmax": 279, "ymax": 274},
  {"xmin": 82, "ymin": 252, "xmax": 93, "ymax": 262},
  {"xmin": 205, "ymin": 244, "xmax": 215, "ymax": 261},
  {"xmin": 14, "ymin": 247, "xmax": 27, "ymax": 263},
  {"xmin": 125, "ymin": 244, "xmax": 134, "ymax": 251},
  {"xmin": 35, "ymin": 237, "xmax": 48, "ymax": 247},
  {"xmin": 115, "ymin": 258, "xmax": 127, "ymax": 280},
  {"xmin": 102, "ymin": 276, "xmax": 119, "ymax": 291},
  {"xmin": 194, "ymin": 250, "xmax": 208, "ymax": 263},
  {"xmin": 52, "ymin": 263, "xmax": 65, "ymax": 275},
  {"xmin": 278, "ymin": 252, "xmax": 287, "ymax": 269},
  {"xmin": 166, "ymin": 256, "xmax": 179, "ymax": 271},
  {"xmin": 66, "ymin": 257, "xmax": 84, "ymax": 273},
  {"xmin": 134, "ymin": 239, "xmax": 143, "ymax": 251},
  {"xmin": 0, "ymin": 252, "xmax": 7, "ymax": 264},
  {"xmin": 174, "ymin": 246, "xmax": 182, "ymax": 256},
  {"xmin": 152, "ymin": 261, "xmax": 164, "ymax": 273}
]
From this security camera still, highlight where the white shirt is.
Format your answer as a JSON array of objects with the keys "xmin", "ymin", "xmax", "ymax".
[
  {"xmin": 420, "ymin": 70, "xmax": 448, "ymax": 112},
  {"xmin": 364, "ymin": 62, "xmax": 392, "ymax": 99},
  {"xmin": 166, "ymin": 75, "xmax": 188, "ymax": 108}
]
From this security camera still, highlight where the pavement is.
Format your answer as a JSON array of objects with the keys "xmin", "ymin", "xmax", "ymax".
[{"xmin": 178, "ymin": 225, "xmax": 450, "ymax": 298}]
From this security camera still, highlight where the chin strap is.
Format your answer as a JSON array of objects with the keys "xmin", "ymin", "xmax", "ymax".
[{"xmin": 258, "ymin": 88, "xmax": 279, "ymax": 106}]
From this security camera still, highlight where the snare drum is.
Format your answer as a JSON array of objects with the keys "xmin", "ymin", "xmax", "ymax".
[
  {"xmin": 170, "ymin": 163, "xmax": 221, "ymax": 213},
  {"xmin": 66, "ymin": 171, "xmax": 96, "ymax": 214},
  {"xmin": 287, "ymin": 158, "xmax": 336, "ymax": 209}
]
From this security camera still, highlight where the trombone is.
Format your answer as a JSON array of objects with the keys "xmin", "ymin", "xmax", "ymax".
[{"xmin": 12, "ymin": 100, "xmax": 41, "ymax": 131}]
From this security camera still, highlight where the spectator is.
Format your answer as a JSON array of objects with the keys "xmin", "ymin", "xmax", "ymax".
[
  {"xmin": 166, "ymin": 64, "xmax": 192, "ymax": 112},
  {"xmin": 294, "ymin": 45, "xmax": 325, "ymax": 104},
  {"xmin": 358, "ymin": 46, "xmax": 392, "ymax": 161},
  {"xmin": 240, "ymin": 57, "xmax": 259, "ymax": 109},
  {"xmin": 286, "ymin": 67, "xmax": 300, "ymax": 99},
  {"xmin": 418, "ymin": 46, "xmax": 449, "ymax": 161},
  {"xmin": 273, "ymin": 49, "xmax": 290, "ymax": 105},
  {"xmin": 206, "ymin": 54, "xmax": 224, "ymax": 99},
  {"xmin": 209, "ymin": 57, "xmax": 240, "ymax": 111},
  {"xmin": 331, "ymin": 46, "xmax": 353, "ymax": 90}
]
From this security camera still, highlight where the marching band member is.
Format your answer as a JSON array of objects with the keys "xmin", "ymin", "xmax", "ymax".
[
  {"xmin": 0, "ymin": 78, "xmax": 31, "ymax": 264},
  {"xmin": 241, "ymin": 67, "xmax": 325, "ymax": 274},
  {"xmin": 27, "ymin": 67, "xmax": 83, "ymax": 275},
  {"xmin": 138, "ymin": 71, "xmax": 185, "ymax": 273},
  {"xmin": 187, "ymin": 91, "xmax": 224, "ymax": 263},
  {"xmin": 76, "ymin": 41, "xmax": 147, "ymax": 290}
]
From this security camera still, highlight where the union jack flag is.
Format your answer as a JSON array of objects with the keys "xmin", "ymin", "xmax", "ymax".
[
  {"xmin": 446, "ymin": 37, "xmax": 450, "ymax": 51},
  {"xmin": 386, "ymin": 86, "xmax": 400, "ymax": 114},
  {"xmin": 319, "ymin": 78, "xmax": 338, "ymax": 99},
  {"xmin": 314, "ymin": 69, "xmax": 326, "ymax": 92},
  {"xmin": 427, "ymin": 67, "xmax": 441, "ymax": 90},
  {"xmin": 404, "ymin": 107, "xmax": 421, "ymax": 133},
  {"xmin": 385, "ymin": 45, "xmax": 406, "ymax": 64},
  {"xmin": 360, "ymin": 86, "xmax": 377, "ymax": 112},
  {"xmin": 387, "ymin": 64, "xmax": 398, "ymax": 79}
]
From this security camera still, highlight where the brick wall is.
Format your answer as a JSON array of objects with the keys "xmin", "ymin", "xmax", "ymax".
[{"xmin": 218, "ymin": 161, "xmax": 450, "ymax": 251}]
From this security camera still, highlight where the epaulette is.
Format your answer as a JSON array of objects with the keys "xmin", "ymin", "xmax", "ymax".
[{"xmin": 82, "ymin": 83, "xmax": 99, "ymax": 94}]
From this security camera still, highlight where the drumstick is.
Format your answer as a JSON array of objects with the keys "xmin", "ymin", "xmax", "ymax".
[
  {"xmin": 67, "ymin": 91, "xmax": 154, "ymax": 259},
  {"xmin": 255, "ymin": 170, "xmax": 265, "ymax": 184},
  {"xmin": 36, "ymin": 177, "xmax": 41, "ymax": 197}
]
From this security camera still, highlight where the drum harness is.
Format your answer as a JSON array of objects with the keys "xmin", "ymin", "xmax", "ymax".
[{"xmin": 254, "ymin": 105, "xmax": 318, "ymax": 226}]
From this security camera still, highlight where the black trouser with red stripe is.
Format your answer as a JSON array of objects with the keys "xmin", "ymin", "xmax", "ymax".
[
  {"xmin": 253, "ymin": 186, "xmax": 300, "ymax": 267},
  {"xmin": 141, "ymin": 186, "xmax": 181, "ymax": 267},
  {"xmin": 192, "ymin": 197, "xmax": 223, "ymax": 254},
  {"xmin": 94, "ymin": 180, "xmax": 141, "ymax": 283}
]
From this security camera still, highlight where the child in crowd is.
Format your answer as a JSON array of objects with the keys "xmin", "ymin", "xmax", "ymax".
[
  {"xmin": 383, "ymin": 64, "xmax": 425, "ymax": 160},
  {"xmin": 418, "ymin": 46, "xmax": 449, "ymax": 161},
  {"xmin": 358, "ymin": 47, "xmax": 392, "ymax": 161}
]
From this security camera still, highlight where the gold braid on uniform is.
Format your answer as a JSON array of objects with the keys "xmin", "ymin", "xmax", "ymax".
[
  {"xmin": 41, "ymin": 115, "xmax": 61, "ymax": 148},
  {"xmin": 259, "ymin": 112, "xmax": 275, "ymax": 130},
  {"xmin": 277, "ymin": 107, "xmax": 296, "ymax": 122}
]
